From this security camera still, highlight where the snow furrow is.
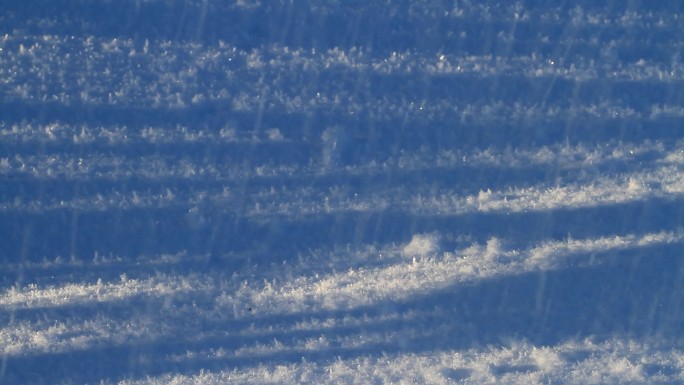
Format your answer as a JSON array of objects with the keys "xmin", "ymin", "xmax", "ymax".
[
  {"xmin": 0, "ymin": 274, "xmax": 212, "ymax": 310},
  {"xmin": 1, "ymin": 137, "xmax": 677, "ymax": 179},
  {"xmin": 115, "ymin": 339, "xmax": 684, "ymax": 385},
  {"xmin": 1, "ymin": 229, "xmax": 680, "ymax": 359},
  {"xmin": 2, "ymin": 162, "xmax": 681, "ymax": 219},
  {"xmin": 215, "ymin": 230, "xmax": 684, "ymax": 315}
]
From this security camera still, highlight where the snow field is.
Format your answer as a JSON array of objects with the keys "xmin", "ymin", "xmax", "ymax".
[{"xmin": 1, "ymin": 1, "xmax": 683, "ymax": 384}]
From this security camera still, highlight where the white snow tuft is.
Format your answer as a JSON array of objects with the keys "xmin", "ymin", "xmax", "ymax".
[
  {"xmin": 266, "ymin": 128, "xmax": 284, "ymax": 141},
  {"xmin": 402, "ymin": 233, "xmax": 441, "ymax": 258}
]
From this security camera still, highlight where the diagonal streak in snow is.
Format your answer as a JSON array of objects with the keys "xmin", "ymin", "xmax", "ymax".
[
  {"xmin": 1, "ymin": 230, "xmax": 680, "ymax": 359},
  {"xmin": 216, "ymin": 229, "xmax": 684, "ymax": 315},
  {"xmin": 0, "ymin": 274, "xmax": 211, "ymax": 310}
]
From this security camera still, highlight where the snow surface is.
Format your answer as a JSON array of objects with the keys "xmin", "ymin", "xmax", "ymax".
[{"xmin": 1, "ymin": 1, "xmax": 683, "ymax": 384}]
